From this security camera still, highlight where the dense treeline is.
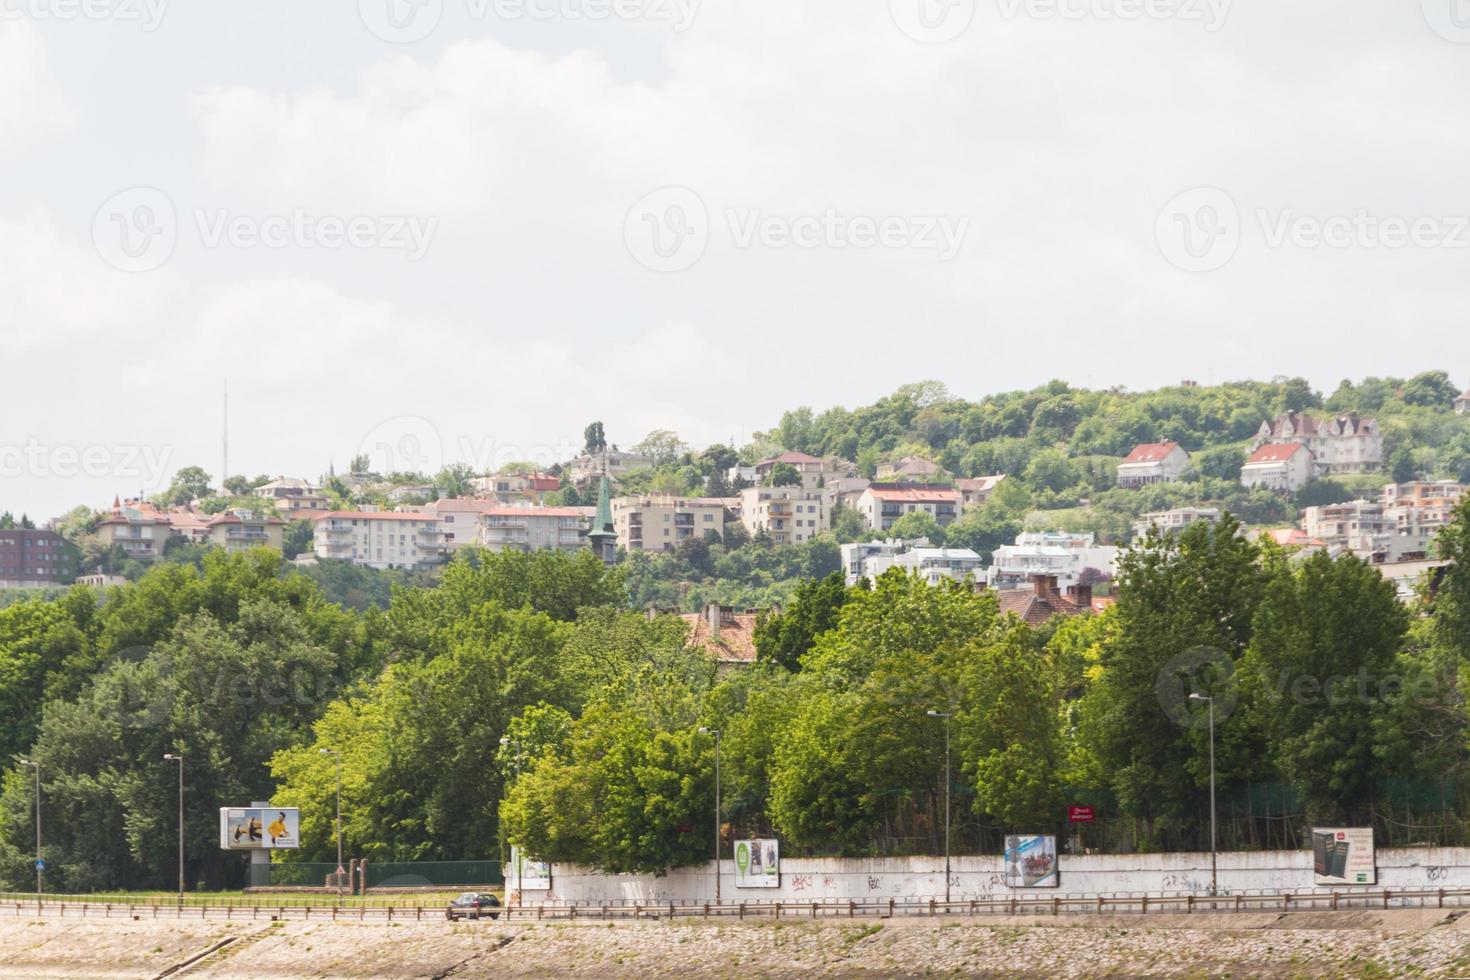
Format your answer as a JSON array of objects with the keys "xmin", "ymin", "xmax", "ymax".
[{"xmin": 3, "ymin": 496, "xmax": 1469, "ymax": 889}]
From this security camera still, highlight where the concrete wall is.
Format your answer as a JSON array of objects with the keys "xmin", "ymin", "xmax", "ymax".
[{"xmin": 518, "ymin": 849, "xmax": 1470, "ymax": 905}]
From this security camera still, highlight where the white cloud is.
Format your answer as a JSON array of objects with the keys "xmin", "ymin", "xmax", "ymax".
[{"xmin": 0, "ymin": 20, "xmax": 74, "ymax": 151}]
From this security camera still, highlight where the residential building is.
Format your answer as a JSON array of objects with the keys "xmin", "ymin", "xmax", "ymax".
[
  {"xmin": 840, "ymin": 538, "xmax": 925, "ymax": 586},
  {"xmin": 1254, "ymin": 412, "xmax": 1383, "ymax": 475},
  {"xmin": 876, "ymin": 456, "xmax": 948, "ymax": 482},
  {"xmin": 1253, "ymin": 527, "xmax": 1336, "ymax": 558},
  {"xmin": 425, "ymin": 498, "xmax": 502, "ymax": 553},
  {"xmin": 1457, "ymin": 388, "xmax": 1470, "ymax": 415},
  {"xmin": 477, "ymin": 507, "xmax": 589, "ymax": 553},
  {"xmin": 681, "ymin": 604, "xmax": 758, "ymax": 669},
  {"xmin": 203, "ymin": 512, "xmax": 286, "ymax": 554},
  {"xmin": 1382, "ymin": 481, "xmax": 1465, "ymax": 554},
  {"xmin": 824, "ymin": 476, "xmax": 872, "ymax": 512},
  {"xmin": 611, "ymin": 495, "xmax": 727, "ymax": 552},
  {"xmin": 888, "ymin": 548, "xmax": 984, "ymax": 586},
  {"xmin": 311, "ymin": 511, "xmax": 442, "ymax": 569},
  {"xmin": 95, "ymin": 498, "xmax": 173, "ymax": 561},
  {"xmin": 993, "ymin": 575, "xmax": 1100, "ymax": 627},
  {"xmin": 564, "ymin": 451, "xmax": 657, "ymax": 490},
  {"xmin": 254, "ymin": 477, "xmax": 332, "ymax": 516},
  {"xmin": 726, "ymin": 464, "xmax": 759, "ymax": 486},
  {"xmin": 1116, "ymin": 442, "xmax": 1191, "ymax": 488},
  {"xmin": 386, "ymin": 484, "xmax": 437, "ymax": 504},
  {"xmin": 988, "ymin": 531, "xmax": 1119, "ymax": 591},
  {"xmin": 1376, "ymin": 558, "xmax": 1451, "ymax": 603},
  {"xmin": 76, "ymin": 572, "xmax": 128, "ymax": 588},
  {"xmin": 470, "ymin": 473, "xmax": 561, "ymax": 504},
  {"xmin": 1241, "ymin": 443, "xmax": 1314, "ymax": 492},
  {"xmin": 854, "ymin": 484, "xmax": 961, "ymax": 532},
  {"xmin": 1303, "ymin": 501, "xmax": 1408, "ymax": 562},
  {"xmin": 1131, "ymin": 507, "xmax": 1222, "ymax": 542},
  {"xmin": 956, "ymin": 475, "xmax": 1007, "ymax": 509},
  {"xmin": 0, "ymin": 527, "xmax": 76, "ymax": 588},
  {"xmin": 754, "ymin": 452, "xmax": 854, "ymax": 491},
  {"xmin": 739, "ymin": 487, "xmax": 829, "ymax": 545}
]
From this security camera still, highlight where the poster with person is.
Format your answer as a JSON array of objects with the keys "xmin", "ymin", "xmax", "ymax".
[
  {"xmin": 734, "ymin": 839, "xmax": 780, "ymax": 888},
  {"xmin": 1003, "ymin": 835, "xmax": 1059, "ymax": 888},
  {"xmin": 218, "ymin": 807, "xmax": 300, "ymax": 849}
]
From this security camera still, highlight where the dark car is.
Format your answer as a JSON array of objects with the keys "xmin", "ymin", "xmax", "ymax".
[{"xmin": 446, "ymin": 892, "xmax": 501, "ymax": 921}]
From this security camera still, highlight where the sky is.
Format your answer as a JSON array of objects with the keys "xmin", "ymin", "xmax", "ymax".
[{"xmin": 3, "ymin": 0, "xmax": 1470, "ymax": 519}]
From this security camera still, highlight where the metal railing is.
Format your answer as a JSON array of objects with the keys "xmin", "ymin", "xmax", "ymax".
[{"xmin": 7, "ymin": 887, "xmax": 1470, "ymax": 924}]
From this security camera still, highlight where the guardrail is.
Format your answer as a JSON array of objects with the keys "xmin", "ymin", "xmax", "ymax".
[{"xmin": 7, "ymin": 888, "xmax": 1470, "ymax": 924}]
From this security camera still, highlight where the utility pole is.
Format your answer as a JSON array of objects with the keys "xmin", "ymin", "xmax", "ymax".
[
  {"xmin": 319, "ymin": 749, "xmax": 343, "ymax": 902},
  {"xmin": 699, "ymin": 727, "xmax": 721, "ymax": 904},
  {"xmin": 927, "ymin": 711, "xmax": 953, "ymax": 904},
  {"xmin": 1190, "ymin": 693, "xmax": 1218, "ymax": 896},
  {"xmin": 17, "ymin": 759, "xmax": 41, "ymax": 894},
  {"xmin": 499, "ymin": 737, "xmax": 522, "ymax": 899},
  {"xmin": 163, "ymin": 754, "xmax": 184, "ymax": 901}
]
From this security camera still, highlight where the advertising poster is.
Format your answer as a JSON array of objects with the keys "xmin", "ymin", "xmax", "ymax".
[
  {"xmin": 734, "ymin": 839, "xmax": 780, "ymax": 888},
  {"xmin": 1313, "ymin": 828, "xmax": 1376, "ymax": 885},
  {"xmin": 511, "ymin": 845, "xmax": 551, "ymax": 891},
  {"xmin": 1004, "ymin": 835, "xmax": 1059, "ymax": 888},
  {"xmin": 219, "ymin": 808, "xmax": 300, "ymax": 850}
]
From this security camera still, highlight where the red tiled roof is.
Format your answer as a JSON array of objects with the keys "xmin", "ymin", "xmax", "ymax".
[
  {"xmin": 1123, "ymin": 442, "xmax": 1181, "ymax": 464},
  {"xmin": 865, "ymin": 484, "xmax": 961, "ymax": 504},
  {"xmin": 1247, "ymin": 443, "xmax": 1308, "ymax": 464},
  {"xmin": 995, "ymin": 589, "xmax": 1091, "ymax": 626},
  {"xmin": 681, "ymin": 610, "xmax": 759, "ymax": 664}
]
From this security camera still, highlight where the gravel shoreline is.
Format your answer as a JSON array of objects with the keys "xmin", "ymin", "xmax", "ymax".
[{"xmin": 3, "ymin": 911, "xmax": 1470, "ymax": 978}]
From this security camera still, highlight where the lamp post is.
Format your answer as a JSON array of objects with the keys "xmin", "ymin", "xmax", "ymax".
[
  {"xmin": 17, "ymin": 758, "xmax": 41, "ymax": 894},
  {"xmin": 319, "ymin": 749, "xmax": 343, "ymax": 902},
  {"xmin": 926, "ymin": 711, "xmax": 953, "ymax": 905},
  {"xmin": 499, "ymin": 738, "xmax": 522, "ymax": 896},
  {"xmin": 1190, "ymin": 694, "xmax": 1218, "ymax": 896},
  {"xmin": 162, "ymin": 753, "xmax": 184, "ymax": 901},
  {"xmin": 698, "ymin": 727, "xmax": 721, "ymax": 904}
]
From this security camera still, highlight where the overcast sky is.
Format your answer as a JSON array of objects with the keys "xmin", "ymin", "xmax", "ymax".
[{"xmin": 4, "ymin": 0, "xmax": 1469, "ymax": 518}]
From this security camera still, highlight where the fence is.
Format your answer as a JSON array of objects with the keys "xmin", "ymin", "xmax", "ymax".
[
  {"xmin": 8, "ymin": 888, "xmax": 1470, "ymax": 923},
  {"xmin": 364, "ymin": 860, "xmax": 502, "ymax": 889},
  {"xmin": 248, "ymin": 863, "xmax": 340, "ymax": 889}
]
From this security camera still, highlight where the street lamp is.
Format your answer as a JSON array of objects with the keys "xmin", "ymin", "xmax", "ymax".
[
  {"xmin": 1190, "ymin": 694, "xmax": 1218, "ymax": 896},
  {"xmin": 926, "ymin": 711, "xmax": 953, "ymax": 905},
  {"xmin": 319, "ymin": 749, "xmax": 344, "ymax": 902},
  {"xmin": 162, "ymin": 754, "xmax": 184, "ymax": 901},
  {"xmin": 698, "ymin": 727, "xmax": 721, "ymax": 904},
  {"xmin": 499, "ymin": 738, "xmax": 522, "ymax": 895},
  {"xmin": 17, "ymin": 758, "xmax": 41, "ymax": 894}
]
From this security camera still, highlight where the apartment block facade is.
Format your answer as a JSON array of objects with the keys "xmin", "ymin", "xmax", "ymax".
[
  {"xmin": 312, "ymin": 511, "xmax": 442, "ymax": 569},
  {"xmin": 0, "ymin": 527, "xmax": 76, "ymax": 588},
  {"xmin": 854, "ymin": 484, "xmax": 961, "ymax": 532},
  {"xmin": 739, "ymin": 486, "xmax": 829, "ymax": 545},
  {"xmin": 611, "ymin": 495, "xmax": 727, "ymax": 552}
]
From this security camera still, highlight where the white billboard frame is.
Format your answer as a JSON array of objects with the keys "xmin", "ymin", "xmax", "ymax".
[
  {"xmin": 219, "ymin": 807, "xmax": 301, "ymax": 850},
  {"xmin": 1004, "ymin": 834, "xmax": 1059, "ymax": 888}
]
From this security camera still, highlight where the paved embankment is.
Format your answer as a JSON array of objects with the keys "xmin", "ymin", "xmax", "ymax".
[{"xmin": 4, "ymin": 911, "xmax": 1470, "ymax": 978}]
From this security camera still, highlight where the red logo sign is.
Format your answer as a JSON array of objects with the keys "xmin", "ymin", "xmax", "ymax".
[
  {"xmin": 1067, "ymin": 805, "xmax": 1095, "ymax": 823},
  {"xmin": 676, "ymin": 824, "xmax": 694, "ymax": 834}
]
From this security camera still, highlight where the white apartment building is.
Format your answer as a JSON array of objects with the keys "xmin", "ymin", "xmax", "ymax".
[
  {"xmin": 312, "ymin": 511, "xmax": 442, "ymax": 569},
  {"xmin": 841, "ymin": 539, "xmax": 921, "ymax": 585},
  {"xmin": 611, "ymin": 495, "xmax": 727, "ymax": 553},
  {"xmin": 988, "ymin": 532, "xmax": 1119, "ymax": 590},
  {"xmin": 1241, "ymin": 443, "xmax": 1314, "ymax": 492},
  {"xmin": 840, "ymin": 539, "xmax": 980, "ymax": 586},
  {"xmin": 478, "ymin": 507, "xmax": 590, "ymax": 553},
  {"xmin": 254, "ymin": 477, "xmax": 332, "ymax": 516},
  {"xmin": 854, "ymin": 484, "xmax": 962, "ymax": 532},
  {"xmin": 1302, "ymin": 501, "xmax": 1406, "ymax": 562},
  {"xmin": 739, "ymin": 487, "xmax": 829, "ymax": 545},
  {"xmin": 1382, "ymin": 481, "xmax": 1465, "ymax": 552},
  {"xmin": 1117, "ymin": 442, "xmax": 1191, "ymax": 488},
  {"xmin": 1131, "ymin": 507, "xmax": 1222, "ymax": 542}
]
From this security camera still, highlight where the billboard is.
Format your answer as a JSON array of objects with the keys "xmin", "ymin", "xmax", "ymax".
[
  {"xmin": 733, "ymin": 839, "xmax": 780, "ymax": 888},
  {"xmin": 510, "ymin": 845, "xmax": 551, "ymax": 891},
  {"xmin": 1313, "ymin": 828, "xmax": 1375, "ymax": 885},
  {"xmin": 1004, "ymin": 835, "xmax": 1058, "ymax": 888},
  {"xmin": 219, "ymin": 808, "xmax": 300, "ymax": 850}
]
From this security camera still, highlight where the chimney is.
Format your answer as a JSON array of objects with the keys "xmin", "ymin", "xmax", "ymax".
[
  {"xmin": 706, "ymin": 603, "xmax": 723, "ymax": 641},
  {"xmin": 1032, "ymin": 574, "xmax": 1059, "ymax": 598},
  {"xmin": 1067, "ymin": 583, "xmax": 1093, "ymax": 610}
]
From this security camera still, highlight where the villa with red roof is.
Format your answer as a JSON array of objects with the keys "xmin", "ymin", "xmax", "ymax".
[
  {"xmin": 1116, "ymin": 441, "xmax": 1191, "ymax": 488},
  {"xmin": 1241, "ymin": 443, "xmax": 1314, "ymax": 492}
]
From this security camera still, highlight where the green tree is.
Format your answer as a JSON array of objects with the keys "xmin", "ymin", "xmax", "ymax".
[
  {"xmin": 753, "ymin": 572, "xmax": 851, "ymax": 671},
  {"xmin": 888, "ymin": 511, "xmax": 945, "ymax": 545},
  {"xmin": 768, "ymin": 463, "xmax": 802, "ymax": 488},
  {"xmin": 584, "ymin": 421, "xmax": 607, "ymax": 455},
  {"xmin": 157, "ymin": 466, "xmax": 215, "ymax": 507}
]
